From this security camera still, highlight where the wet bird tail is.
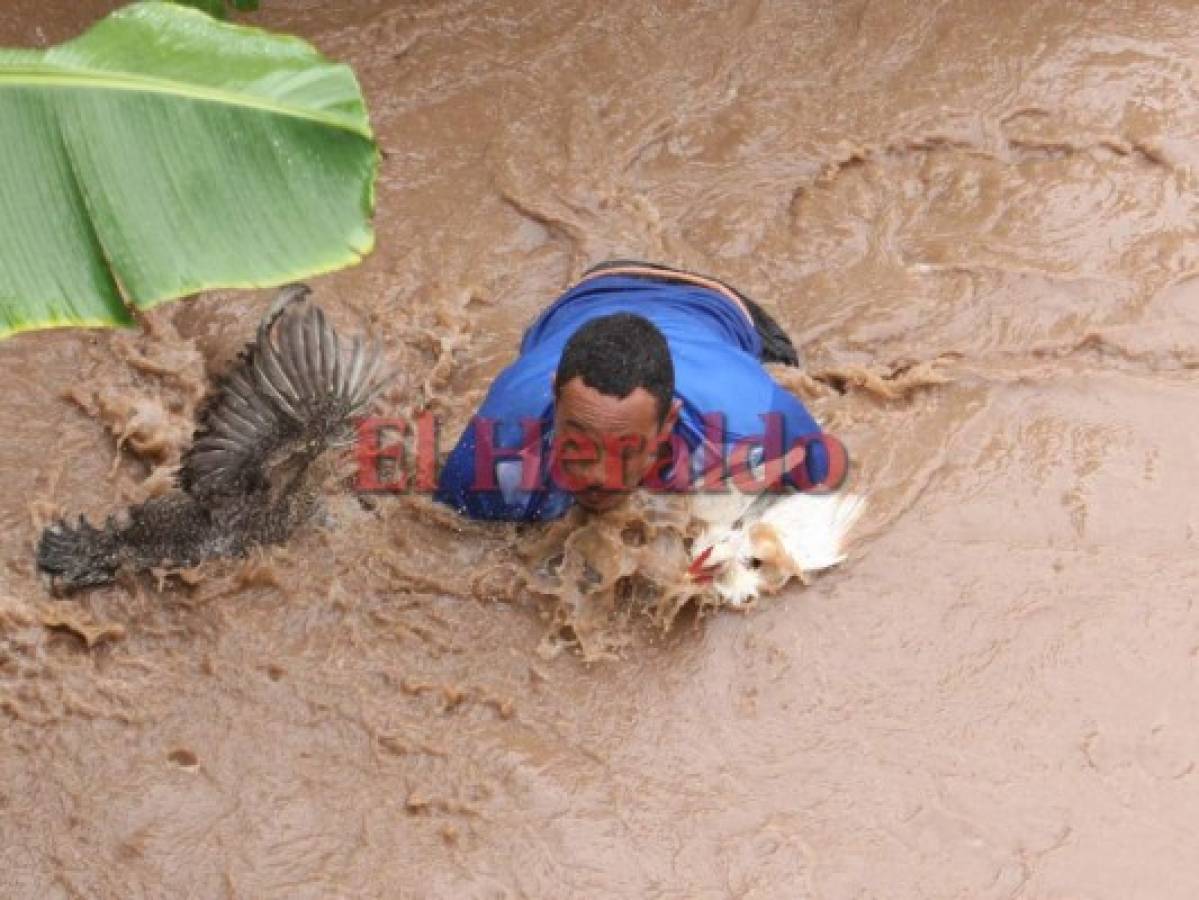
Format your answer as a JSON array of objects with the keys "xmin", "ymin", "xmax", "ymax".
[{"xmin": 758, "ymin": 490, "xmax": 866, "ymax": 573}]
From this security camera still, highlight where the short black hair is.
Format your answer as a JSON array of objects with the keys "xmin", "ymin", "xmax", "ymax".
[{"xmin": 554, "ymin": 313, "xmax": 674, "ymax": 423}]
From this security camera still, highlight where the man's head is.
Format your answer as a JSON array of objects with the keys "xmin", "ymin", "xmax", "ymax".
[{"xmin": 552, "ymin": 313, "xmax": 681, "ymax": 512}]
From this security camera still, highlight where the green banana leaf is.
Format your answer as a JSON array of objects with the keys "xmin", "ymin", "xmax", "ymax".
[{"xmin": 0, "ymin": 1, "xmax": 376, "ymax": 337}]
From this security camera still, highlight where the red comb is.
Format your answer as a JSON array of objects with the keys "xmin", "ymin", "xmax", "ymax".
[{"xmin": 687, "ymin": 545, "xmax": 719, "ymax": 582}]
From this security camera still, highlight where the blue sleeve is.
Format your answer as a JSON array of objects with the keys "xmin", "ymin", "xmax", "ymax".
[
  {"xmin": 435, "ymin": 419, "xmax": 524, "ymax": 520},
  {"xmin": 433, "ymin": 353, "xmax": 570, "ymax": 521},
  {"xmin": 435, "ymin": 421, "xmax": 573, "ymax": 521},
  {"xmin": 768, "ymin": 383, "xmax": 831, "ymax": 489}
]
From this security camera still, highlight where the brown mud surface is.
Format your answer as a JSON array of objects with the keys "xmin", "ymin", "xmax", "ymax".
[{"xmin": 3, "ymin": 1, "xmax": 1199, "ymax": 896}]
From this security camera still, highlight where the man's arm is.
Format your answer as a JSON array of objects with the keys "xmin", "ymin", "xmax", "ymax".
[
  {"xmin": 434, "ymin": 416, "xmax": 567, "ymax": 521},
  {"xmin": 768, "ymin": 383, "xmax": 848, "ymax": 492},
  {"xmin": 433, "ymin": 359, "xmax": 573, "ymax": 521},
  {"xmin": 435, "ymin": 418, "xmax": 519, "ymax": 520}
]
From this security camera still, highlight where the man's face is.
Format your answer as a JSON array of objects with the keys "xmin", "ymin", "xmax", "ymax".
[{"xmin": 551, "ymin": 376, "xmax": 679, "ymax": 513}]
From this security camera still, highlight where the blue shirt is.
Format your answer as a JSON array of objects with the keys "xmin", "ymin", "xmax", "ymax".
[{"xmin": 434, "ymin": 274, "xmax": 831, "ymax": 521}]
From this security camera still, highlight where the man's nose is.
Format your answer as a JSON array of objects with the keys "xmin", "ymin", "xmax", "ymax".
[{"xmin": 577, "ymin": 458, "xmax": 607, "ymax": 489}]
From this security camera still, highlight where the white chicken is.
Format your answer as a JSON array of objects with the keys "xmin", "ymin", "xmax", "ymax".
[{"xmin": 687, "ymin": 487, "xmax": 866, "ymax": 607}]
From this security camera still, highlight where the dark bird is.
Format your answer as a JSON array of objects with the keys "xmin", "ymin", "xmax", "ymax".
[{"xmin": 37, "ymin": 285, "xmax": 390, "ymax": 592}]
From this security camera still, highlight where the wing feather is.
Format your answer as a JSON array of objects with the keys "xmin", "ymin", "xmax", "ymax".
[{"xmin": 178, "ymin": 284, "xmax": 392, "ymax": 503}]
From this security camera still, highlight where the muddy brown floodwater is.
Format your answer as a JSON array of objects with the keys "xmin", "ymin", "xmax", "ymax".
[{"xmin": 4, "ymin": 0, "xmax": 1199, "ymax": 896}]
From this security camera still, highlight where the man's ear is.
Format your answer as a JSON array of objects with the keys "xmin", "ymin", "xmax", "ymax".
[{"xmin": 662, "ymin": 398, "xmax": 682, "ymax": 433}]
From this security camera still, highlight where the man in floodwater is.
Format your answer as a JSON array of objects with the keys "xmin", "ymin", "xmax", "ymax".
[{"xmin": 434, "ymin": 261, "xmax": 846, "ymax": 520}]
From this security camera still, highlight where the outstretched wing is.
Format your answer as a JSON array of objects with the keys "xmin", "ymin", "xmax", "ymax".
[{"xmin": 179, "ymin": 284, "xmax": 390, "ymax": 504}]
